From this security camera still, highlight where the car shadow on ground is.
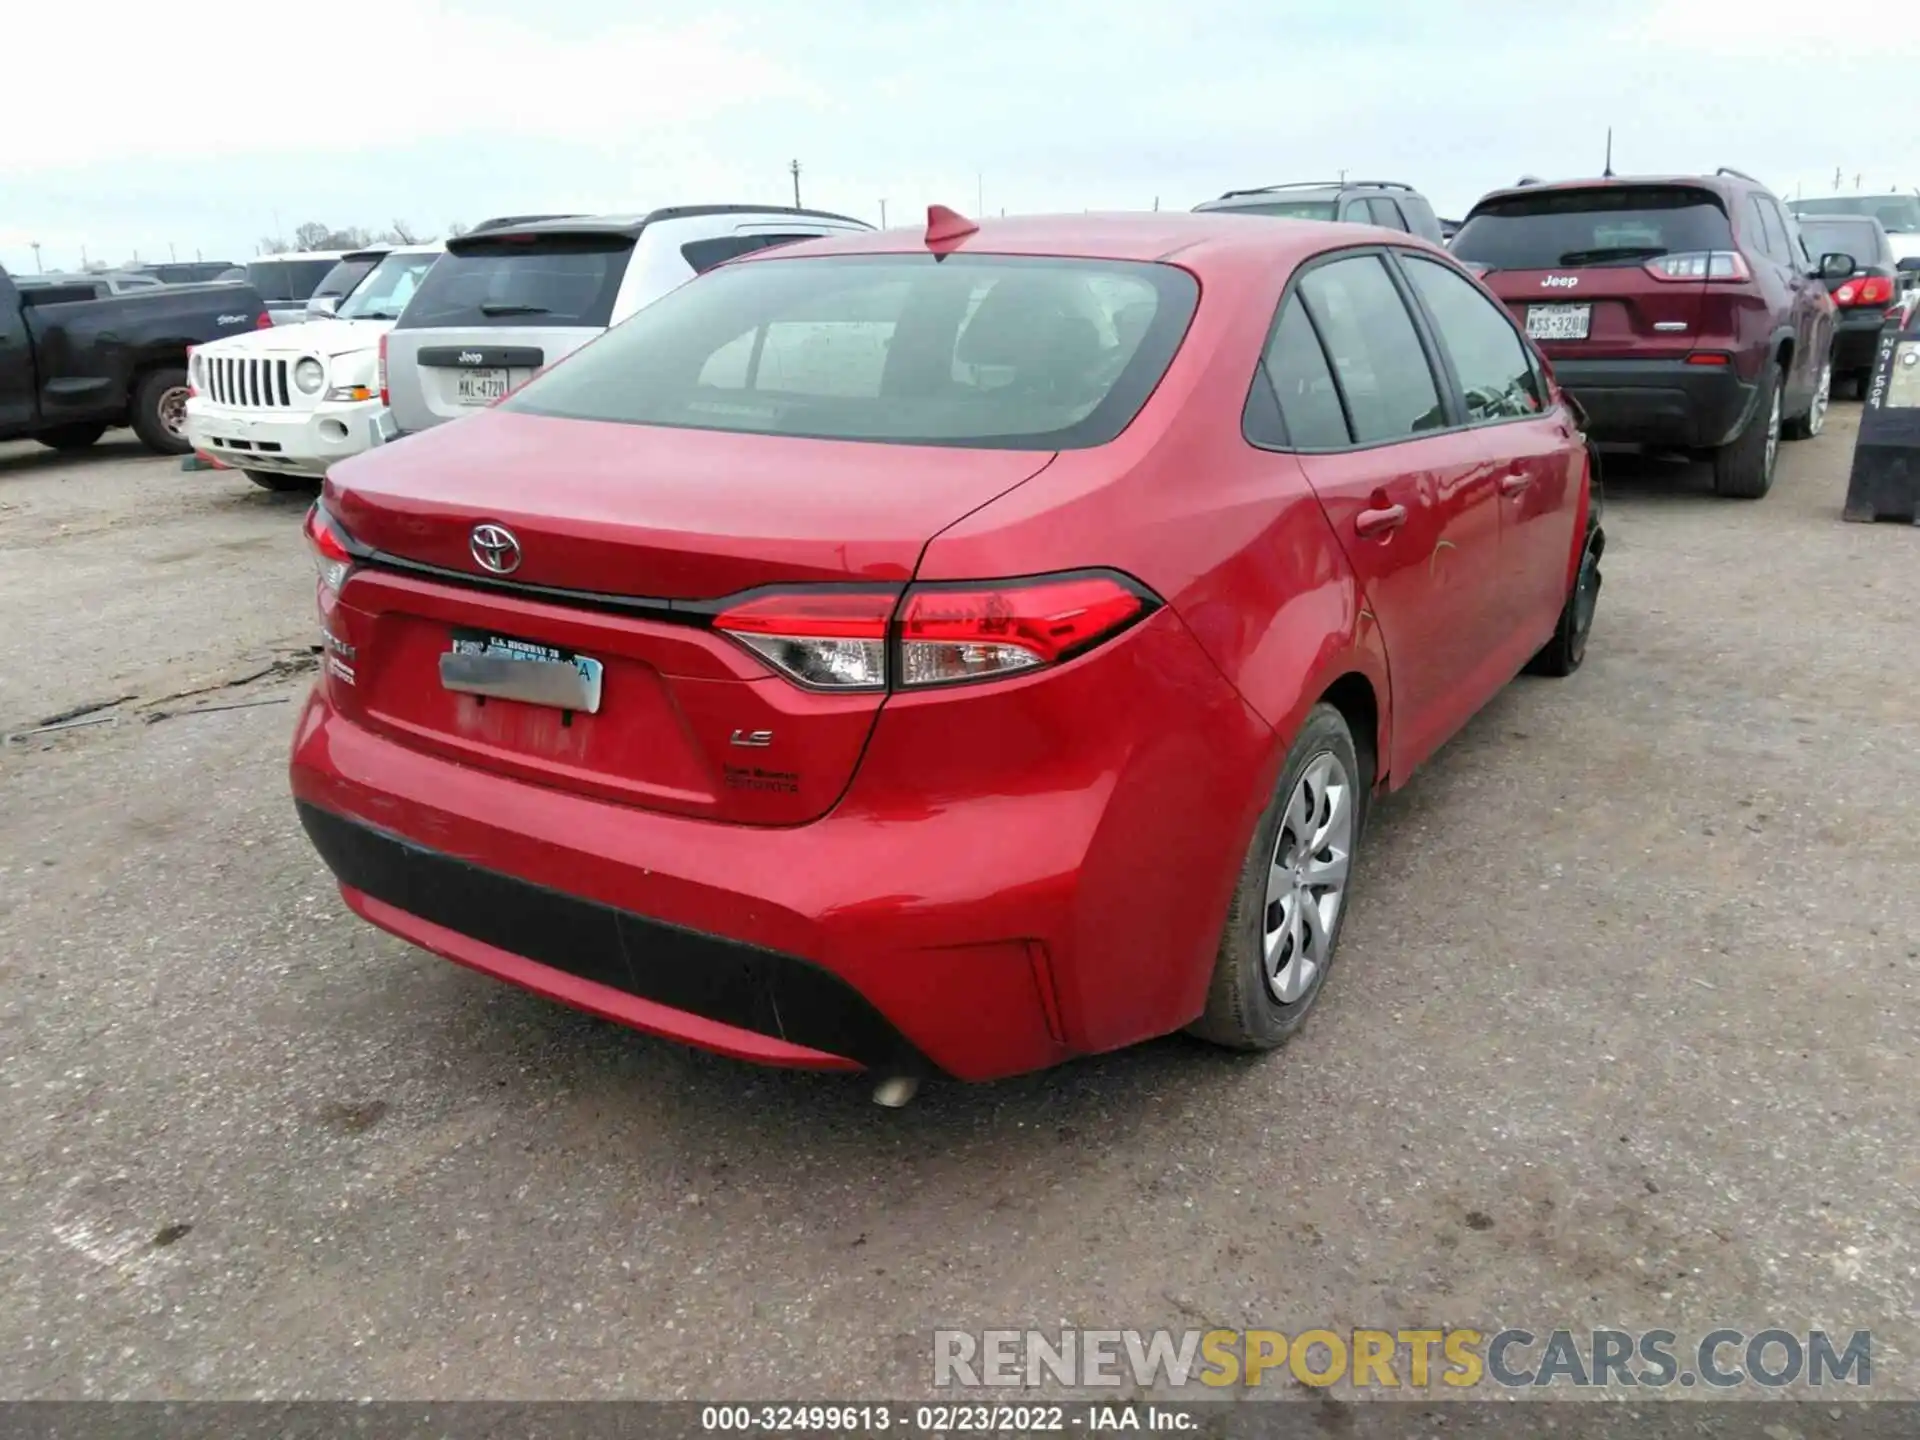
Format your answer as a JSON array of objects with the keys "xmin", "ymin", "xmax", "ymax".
[{"xmin": 0, "ymin": 433, "xmax": 155, "ymax": 479}]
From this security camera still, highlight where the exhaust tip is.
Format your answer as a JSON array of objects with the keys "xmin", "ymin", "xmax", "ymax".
[{"xmin": 871, "ymin": 1076, "xmax": 920, "ymax": 1109}]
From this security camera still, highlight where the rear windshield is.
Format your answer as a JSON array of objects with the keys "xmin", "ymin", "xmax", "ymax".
[
  {"xmin": 311, "ymin": 257, "xmax": 378, "ymax": 300},
  {"xmin": 1796, "ymin": 217, "xmax": 1886, "ymax": 266},
  {"xmin": 1205, "ymin": 200, "xmax": 1338, "ymax": 221},
  {"xmin": 1452, "ymin": 187, "xmax": 1735, "ymax": 269},
  {"xmin": 394, "ymin": 235, "xmax": 633, "ymax": 330},
  {"xmin": 1788, "ymin": 195, "xmax": 1920, "ymax": 234},
  {"xmin": 246, "ymin": 258, "xmax": 338, "ymax": 303},
  {"xmin": 502, "ymin": 254, "xmax": 1199, "ymax": 450},
  {"xmin": 336, "ymin": 251, "xmax": 441, "ymax": 321}
]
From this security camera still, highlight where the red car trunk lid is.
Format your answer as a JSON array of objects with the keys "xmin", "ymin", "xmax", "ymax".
[{"xmin": 321, "ymin": 410, "xmax": 1056, "ymax": 825}]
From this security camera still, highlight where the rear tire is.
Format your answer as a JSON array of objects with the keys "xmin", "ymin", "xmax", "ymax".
[
  {"xmin": 1712, "ymin": 363, "xmax": 1781, "ymax": 499},
  {"xmin": 1526, "ymin": 527, "xmax": 1604, "ymax": 677},
  {"xmin": 1189, "ymin": 704, "xmax": 1369, "ymax": 1051},
  {"xmin": 243, "ymin": 470, "xmax": 319, "ymax": 493},
  {"xmin": 129, "ymin": 367, "xmax": 192, "ymax": 455},
  {"xmin": 1782, "ymin": 358, "xmax": 1830, "ymax": 440},
  {"xmin": 35, "ymin": 422, "xmax": 106, "ymax": 452}
]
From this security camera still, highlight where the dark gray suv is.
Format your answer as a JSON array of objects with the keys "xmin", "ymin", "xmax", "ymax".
[{"xmin": 1194, "ymin": 180, "xmax": 1446, "ymax": 244}]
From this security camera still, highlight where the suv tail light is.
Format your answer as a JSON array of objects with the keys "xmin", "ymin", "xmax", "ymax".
[
  {"xmin": 377, "ymin": 332, "xmax": 390, "ymax": 407},
  {"xmin": 1645, "ymin": 251, "xmax": 1751, "ymax": 282},
  {"xmin": 714, "ymin": 572, "xmax": 1157, "ymax": 692},
  {"xmin": 1835, "ymin": 275, "xmax": 1895, "ymax": 307},
  {"xmin": 256, "ymin": 311, "xmax": 273, "ymax": 329}
]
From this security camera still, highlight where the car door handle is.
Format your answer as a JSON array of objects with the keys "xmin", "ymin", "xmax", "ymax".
[
  {"xmin": 1499, "ymin": 470, "xmax": 1533, "ymax": 496},
  {"xmin": 1355, "ymin": 503, "xmax": 1407, "ymax": 538}
]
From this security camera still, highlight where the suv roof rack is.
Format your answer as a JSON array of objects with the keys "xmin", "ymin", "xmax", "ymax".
[
  {"xmin": 1217, "ymin": 179, "xmax": 1418, "ymax": 200},
  {"xmin": 1715, "ymin": 167, "xmax": 1763, "ymax": 185},
  {"xmin": 469, "ymin": 213, "xmax": 582, "ymax": 233}
]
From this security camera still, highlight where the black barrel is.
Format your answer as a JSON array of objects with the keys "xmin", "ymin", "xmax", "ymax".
[{"xmin": 1843, "ymin": 289, "xmax": 1920, "ymax": 524}]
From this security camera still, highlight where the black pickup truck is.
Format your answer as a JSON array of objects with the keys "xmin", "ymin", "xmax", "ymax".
[{"xmin": 0, "ymin": 263, "xmax": 269, "ymax": 455}]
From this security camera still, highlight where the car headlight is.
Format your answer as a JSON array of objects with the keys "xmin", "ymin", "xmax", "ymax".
[
  {"xmin": 294, "ymin": 357, "xmax": 326, "ymax": 395},
  {"xmin": 322, "ymin": 350, "xmax": 376, "ymax": 403},
  {"xmin": 190, "ymin": 351, "xmax": 205, "ymax": 387}
]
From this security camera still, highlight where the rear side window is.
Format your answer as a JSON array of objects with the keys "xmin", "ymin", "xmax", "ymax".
[
  {"xmin": 337, "ymin": 252, "xmax": 441, "ymax": 321},
  {"xmin": 1452, "ymin": 187, "xmax": 1735, "ymax": 269},
  {"xmin": 1296, "ymin": 255, "xmax": 1444, "ymax": 444},
  {"xmin": 680, "ymin": 233, "xmax": 823, "ymax": 274},
  {"xmin": 246, "ymin": 258, "xmax": 339, "ymax": 302},
  {"xmin": 395, "ymin": 235, "xmax": 633, "ymax": 330},
  {"xmin": 1401, "ymin": 256, "xmax": 1543, "ymax": 422},
  {"xmin": 1257, "ymin": 299, "xmax": 1350, "ymax": 448},
  {"xmin": 1366, "ymin": 197, "xmax": 1408, "ymax": 230},
  {"xmin": 1746, "ymin": 197, "xmax": 1791, "ymax": 265},
  {"xmin": 312, "ymin": 258, "xmax": 377, "ymax": 299},
  {"xmin": 503, "ymin": 254, "xmax": 1199, "ymax": 450}
]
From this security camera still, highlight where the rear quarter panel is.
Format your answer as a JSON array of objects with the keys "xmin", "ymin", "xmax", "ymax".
[
  {"xmin": 22, "ymin": 286, "xmax": 262, "ymax": 423},
  {"xmin": 913, "ymin": 250, "xmax": 1392, "ymax": 1048}
]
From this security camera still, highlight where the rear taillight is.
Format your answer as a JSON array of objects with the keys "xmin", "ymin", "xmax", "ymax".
[
  {"xmin": 1835, "ymin": 276, "xmax": 1895, "ymax": 307},
  {"xmin": 256, "ymin": 311, "xmax": 272, "ymax": 329},
  {"xmin": 303, "ymin": 500, "xmax": 355, "ymax": 596},
  {"xmin": 713, "ymin": 573, "xmax": 1156, "ymax": 692},
  {"xmin": 377, "ymin": 333, "xmax": 389, "ymax": 407},
  {"xmin": 713, "ymin": 590, "xmax": 893, "ymax": 690},
  {"xmin": 1645, "ymin": 251, "xmax": 1751, "ymax": 282}
]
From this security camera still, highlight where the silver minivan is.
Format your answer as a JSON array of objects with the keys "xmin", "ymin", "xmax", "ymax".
[{"xmin": 381, "ymin": 205, "xmax": 873, "ymax": 435}]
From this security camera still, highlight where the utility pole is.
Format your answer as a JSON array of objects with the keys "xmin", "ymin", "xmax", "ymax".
[
  {"xmin": 977, "ymin": 172, "xmax": 984, "ymax": 216},
  {"xmin": 169, "ymin": 242, "xmax": 177, "ymax": 262},
  {"xmin": 879, "ymin": 198, "xmax": 887, "ymax": 227},
  {"xmin": 81, "ymin": 244, "xmax": 89, "ymax": 269},
  {"xmin": 790, "ymin": 159, "xmax": 802, "ymax": 208},
  {"xmin": 1338, "ymin": 168, "xmax": 1347, "ymax": 184},
  {"xmin": 29, "ymin": 241, "xmax": 41, "ymax": 273}
]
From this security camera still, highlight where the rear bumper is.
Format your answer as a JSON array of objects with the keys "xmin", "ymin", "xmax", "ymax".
[
  {"xmin": 286, "ymin": 608, "xmax": 1272, "ymax": 1080},
  {"xmin": 1550, "ymin": 358, "xmax": 1757, "ymax": 449},
  {"xmin": 184, "ymin": 397, "xmax": 379, "ymax": 477},
  {"xmin": 1832, "ymin": 311, "xmax": 1887, "ymax": 374}
]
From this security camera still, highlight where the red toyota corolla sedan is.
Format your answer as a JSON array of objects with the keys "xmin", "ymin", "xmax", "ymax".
[{"xmin": 291, "ymin": 209, "xmax": 1602, "ymax": 1084}]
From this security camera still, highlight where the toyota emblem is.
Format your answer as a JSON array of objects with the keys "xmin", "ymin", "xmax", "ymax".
[{"xmin": 470, "ymin": 523, "xmax": 522, "ymax": 575}]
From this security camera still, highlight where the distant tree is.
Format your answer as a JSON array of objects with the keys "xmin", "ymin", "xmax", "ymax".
[
  {"xmin": 446, "ymin": 220, "xmax": 471, "ymax": 238},
  {"xmin": 379, "ymin": 219, "xmax": 424, "ymax": 244},
  {"xmin": 292, "ymin": 220, "xmax": 332, "ymax": 251},
  {"xmin": 257, "ymin": 234, "xmax": 289, "ymax": 254}
]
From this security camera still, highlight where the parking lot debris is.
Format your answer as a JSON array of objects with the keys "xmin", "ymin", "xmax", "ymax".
[{"xmin": 1843, "ymin": 291, "xmax": 1920, "ymax": 524}]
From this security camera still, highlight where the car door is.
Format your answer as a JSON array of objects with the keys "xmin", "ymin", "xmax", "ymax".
[
  {"xmin": 1259, "ymin": 250, "xmax": 1508, "ymax": 780},
  {"xmin": 1748, "ymin": 196, "xmax": 1818, "ymax": 409},
  {"xmin": 1365, "ymin": 197, "xmax": 1411, "ymax": 233},
  {"xmin": 1397, "ymin": 251, "xmax": 1583, "ymax": 667},
  {"xmin": 1774, "ymin": 202, "xmax": 1836, "ymax": 391}
]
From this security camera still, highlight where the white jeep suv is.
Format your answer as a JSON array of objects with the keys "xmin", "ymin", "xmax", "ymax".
[{"xmin": 184, "ymin": 245, "xmax": 443, "ymax": 490}]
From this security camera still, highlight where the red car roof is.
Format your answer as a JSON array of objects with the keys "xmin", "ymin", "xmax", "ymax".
[{"xmin": 732, "ymin": 210, "xmax": 1442, "ymax": 272}]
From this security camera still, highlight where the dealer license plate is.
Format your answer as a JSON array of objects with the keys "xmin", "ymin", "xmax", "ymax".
[
  {"xmin": 440, "ymin": 630, "xmax": 603, "ymax": 714},
  {"xmin": 1526, "ymin": 304, "xmax": 1591, "ymax": 341},
  {"xmin": 455, "ymin": 368, "xmax": 509, "ymax": 405}
]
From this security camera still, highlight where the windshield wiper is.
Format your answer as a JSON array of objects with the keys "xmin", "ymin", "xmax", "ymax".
[
  {"xmin": 478, "ymin": 302, "xmax": 550, "ymax": 317},
  {"xmin": 1556, "ymin": 246, "xmax": 1668, "ymax": 266}
]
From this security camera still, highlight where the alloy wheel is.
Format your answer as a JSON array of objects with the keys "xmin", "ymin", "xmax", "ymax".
[
  {"xmin": 1262, "ymin": 752, "xmax": 1352, "ymax": 1005},
  {"xmin": 158, "ymin": 386, "xmax": 191, "ymax": 439}
]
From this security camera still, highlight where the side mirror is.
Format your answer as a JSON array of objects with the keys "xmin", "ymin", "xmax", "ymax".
[
  {"xmin": 305, "ymin": 295, "xmax": 340, "ymax": 319},
  {"xmin": 1819, "ymin": 252, "xmax": 1858, "ymax": 281},
  {"xmin": 1898, "ymin": 257, "xmax": 1920, "ymax": 274}
]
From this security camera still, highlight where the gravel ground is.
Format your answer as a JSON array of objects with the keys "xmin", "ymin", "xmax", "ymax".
[{"xmin": 0, "ymin": 415, "xmax": 1915, "ymax": 1402}]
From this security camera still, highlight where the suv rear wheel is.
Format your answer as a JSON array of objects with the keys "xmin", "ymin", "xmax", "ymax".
[
  {"xmin": 1782, "ymin": 359, "xmax": 1831, "ymax": 441},
  {"xmin": 1713, "ymin": 363, "xmax": 1781, "ymax": 499}
]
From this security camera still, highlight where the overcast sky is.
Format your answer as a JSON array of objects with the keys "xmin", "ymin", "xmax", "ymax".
[{"xmin": 3, "ymin": 0, "xmax": 1914, "ymax": 273}]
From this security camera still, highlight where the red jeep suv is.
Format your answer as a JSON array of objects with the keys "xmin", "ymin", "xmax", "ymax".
[{"xmin": 1453, "ymin": 170, "xmax": 1846, "ymax": 498}]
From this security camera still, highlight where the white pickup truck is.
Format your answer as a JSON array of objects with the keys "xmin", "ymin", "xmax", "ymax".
[{"xmin": 183, "ymin": 245, "xmax": 442, "ymax": 490}]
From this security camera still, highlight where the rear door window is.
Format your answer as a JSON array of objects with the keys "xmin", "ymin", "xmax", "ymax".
[
  {"xmin": 1798, "ymin": 218, "xmax": 1882, "ymax": 268},
  {"xmin": 680, "ymin": 233, "xmax": 826, "ymax": 274},
  {"xmin": 311, "ymin": 257, "xmax": 378, "ymax": 299},
  {"xmin": 394, "ymin": 235, "xmax": 634, "ymax": 330},
  {"xmin": 1747, "ymin": 197, "xmax": 1790, "ymax": 266},
  {"xmin": 1452, "ymin": 187, "xmax": 1735, "ymax": 269},
  {"xmin": 1400, "ymin": 255, "xmax": 1544, "ymax": 422},
  {"xmin": 1296, "ymin": 254, "xmax": 1445, "ymax": 444},
  {"xmin": 503, "ymin": 254, "xmax": 1199, "ymax": 449}
]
